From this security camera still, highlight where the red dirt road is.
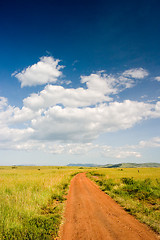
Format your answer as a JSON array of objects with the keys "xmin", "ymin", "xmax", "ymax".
[{"xmin": 60, "ymin": 173, "xmax": 159, "ymax": 240}]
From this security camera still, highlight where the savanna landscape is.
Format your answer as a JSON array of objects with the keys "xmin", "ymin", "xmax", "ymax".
[
  {"xmin": 1, "ymin": 0, "xmax": 160, "ymax": 239},
  {"xmin": 0, "ymin": 166, "xmax": 159, "ymax": 239},
  {"xmin": 0, "ymin": 166, "xmax": 78, "ymax": 239}
]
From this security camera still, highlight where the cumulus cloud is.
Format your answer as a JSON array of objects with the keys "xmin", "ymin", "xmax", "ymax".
[
  {"xmin": 12, "ymin": 56, "xmax": 63, "ymax": 87},
  {"xmin": 0, "ymin": 105, "xmax": 15, "ymax": 127},
  {"xmin": 1, "ymin": 85, "xmax": 160, "ymax": 145},
  {"xmin": 0, "ymin": 97, "xmax": 8, "ymax": 110},
  {"xmin": 1, "ymin": 57, "xmax": 160, "ymax": 161},
  {"xmin": 81, "ymin": 71, "xmax": 136, "ymax": 95},
  {"xmin": 2, "ymin": 95, "xmax": 160, "ymax": 147},
  {"xmin": 20, "ymin": 100, "xmax": 160, "ymax": 142},
  {"xmin": 0, "ymin": 99, "xmax": 159, "ymax": 160},
  {"xmin": 81, "ymin": 72, "xmax": 117, "ymax": 95},
  {"xmin": 0, "ymin": 126, "xmax": 34, "ymax": 144},
  {"xmin": 23, "ymin": 84, "xmax": 111, "ymax": 110},
  {"xmin": 10, "ymin": 106, "xmax": 42, "ymax": 123},
  {"xmin": 23, "ymin": 70, "xmax": 140, "ymax": 110},
  {"xmin": 23, "ymin": 71, "xmax": 117, "ymax": 110},
  {"xmin": 155, "ymin": 76, "xmax": 160, "ymax": 82},
  {"xmin": 123, "ymin": 68, "xmax": 148, "ymax": 79}
]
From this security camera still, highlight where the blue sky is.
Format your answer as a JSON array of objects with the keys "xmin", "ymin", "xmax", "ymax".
[{"xmin": 0, "ymin": 0, "xmax": 160, "ymax": 165}]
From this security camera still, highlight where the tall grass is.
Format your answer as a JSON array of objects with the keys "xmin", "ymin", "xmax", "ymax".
[
  {"xmin": 0, "ymin": 166, "xmax": 79, "ymax": 239},
  {"xmin": 87, "ymin": 168, "xmax": 160, "ymax": 234}
]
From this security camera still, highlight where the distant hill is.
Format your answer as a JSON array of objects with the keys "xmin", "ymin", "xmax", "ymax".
[
  {"xmin": 101, "ymin": 163, "xmax": 160, "ymax": 168},
  {"xmin": 67, "ymin": 162, "xmax": 160, "ymax": 168},
  {"xmin": 67, "ymin": 163, "xmax": 98, "ymax": 167}
]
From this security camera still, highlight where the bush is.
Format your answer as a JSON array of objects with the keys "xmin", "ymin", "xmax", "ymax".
[
  {"xmin": 89, "ymin": 171, "xmax": 105, "ymax": 177},
  {"xmin": 121, "ymin": 177, "xmax": 134, "ymax": 185},
  {"xmin": 1, "ymin": 215, "xmax": 61, "ymax": 240},
  {"xmin": 95, "ymin": 179, "xmax": 115, "ymax": 191}
]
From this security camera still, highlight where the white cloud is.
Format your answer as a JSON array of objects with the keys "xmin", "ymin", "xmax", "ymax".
[
  {"xmin": 81, "ymin": 71, "xmax": 135, "ymax": 95},
  {"xmin": 47, "ymin": 143, "xmax": 96, "ymax": 155},
  {"xmin": 0, "ymin": 126, "xmax": 34, "ymax": 143},
  {"xmin": 101, "ymin": 145, "xmax": 141, "ymax": 158},
  {"xmin": 1, "ymin": 58, "xmax": 160, "ymax": 161},
  {"xmin": 149, "ymin": 101, "xmax": 160, "ymax": 118},
  {"xmin": 0, "ymin": 137, "xmax": 142, "ymax": 159},
  {"xmin": 139, "ymin": 137, "xmax": 160, "ymax": 148},
  {"xmin": 13, "ymin": 56, "xmax": 64, "ymax": 87},
  {"xmin": 81, "ymin": 72, "xmax": 117, "ymax": 95},
  {"xmin": 0, "ymin": 97, "xmax": 8, "ymax": 110},
  {"xmin": 123, "ymin": 68, "xmax": 148, "ymax": 79},
  {"xmin": 25, "ymin": 100, "xmax": 160, "ymax": 142},
  {"xmin": 99, "ymin": 136, "xmax": 160, "ymax": 159},
  {"xmin": 1, "ymin": 94, "xmax": 160, "ymax": 145},
  {"xmin": 155, "ymin": 76, "xmax": 160, "ymax": 82},
  {"xmin": 0, "ymin": 105, "xmax": 15, "ymax": 127},
  {"xmin": 40, "ymin": 142, "xmax": 141, "ymax": 158},
  {"xmin": 1, "ymin": 135, "xmax": 159, "ymax": 160},
  {"xmin": 23, "ymin": 84, "xmax": 111, "ymax": 110},
  {"xmin": 117, "ymin": 76, "xmax": 135, "ymax": 89},
  {"xmin": 116, "ymin": 151, "xmax": 141, "ymax": 158},
  {"xmin": 10, "ymin": 106, "xmax": 42, "ymax": 123},
  {"xmin": 23, "ymin": 71, "xmax": 138, "ymax": 110}
]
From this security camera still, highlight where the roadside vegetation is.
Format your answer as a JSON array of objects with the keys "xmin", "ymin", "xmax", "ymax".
[
  {"xmin": 87, "ymin": 167, "xmax": 160, "ymax": 234},
  {"xmin": 1, "ymin": 166, "xmax": 159, "ymax": 238},
  {"xmin": 0, "ymin": 166, "xmax": 80, "ymax": 239}
]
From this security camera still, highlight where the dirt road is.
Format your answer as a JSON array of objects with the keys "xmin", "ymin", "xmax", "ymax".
[{"xmin": 60, "ymin": 173, "xmax": 159, "ymax": 240}]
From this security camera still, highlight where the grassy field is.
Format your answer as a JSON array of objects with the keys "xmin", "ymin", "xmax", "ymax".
[
  {"xmin": 0, "ymin": 166, "xmax": 80, "ymax": 239},
  {"xmin": 0, "ymin": 166, "xmax": 159, "ymax": 239},
  {"xmin": 87, "ymin": 167, "xmax": 160, "ymax": 234}
]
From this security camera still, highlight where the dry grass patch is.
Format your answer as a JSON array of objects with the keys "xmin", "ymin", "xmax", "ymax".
[{"xmin": 0, "ymin": 166, "xmax": 80, "ymax": 239}]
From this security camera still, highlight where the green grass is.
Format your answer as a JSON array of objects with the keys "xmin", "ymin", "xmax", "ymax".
[
  {"xmin": 87, "ymin": 167, "xmax": 160, "ymax": 234},
  {"xmin": 0, "ymin": 166, "xmax": 81, "ymax": 239},
  {"xmin": 1, "ymin": 166, "xmax": 159, "ymax": 238}
]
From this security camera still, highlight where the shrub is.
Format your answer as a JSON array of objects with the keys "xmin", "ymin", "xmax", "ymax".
[{"xmin": 121, "ymin": 177, "xmax": 134, "ymax": 185}]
